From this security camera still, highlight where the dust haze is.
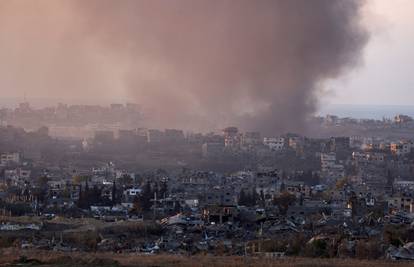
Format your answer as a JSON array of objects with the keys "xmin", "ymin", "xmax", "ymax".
[{"xmin": 0, "ymin": 0, "xmax": 369, "ymax": 133}]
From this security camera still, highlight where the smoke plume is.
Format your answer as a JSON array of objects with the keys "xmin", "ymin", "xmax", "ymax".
[{"xmin": 0, "ymin": 0, "xmax": 369, "ymax": 133}]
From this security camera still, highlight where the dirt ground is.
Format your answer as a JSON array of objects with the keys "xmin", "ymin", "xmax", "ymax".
[{"xmin": 0, "ymin": 248, "xmax": 413, "ymax": 267}]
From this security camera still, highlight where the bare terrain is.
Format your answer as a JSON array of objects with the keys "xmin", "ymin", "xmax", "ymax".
[{"xmin": 0, "ymin": 249, "xmax": 413, "ymax": 267}]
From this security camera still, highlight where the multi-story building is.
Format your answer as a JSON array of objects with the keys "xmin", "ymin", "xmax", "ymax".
[
  {"xmin": 263, "ymin": 137, "xmax": 285, "ymax": 151},
  {"xmin": 241, "ymin": 132, "xmax": 261, "ymax": 147},
  {"xmin": 0, "ymin": 152, "xmax": 21, "ymax": 166},
  {"xmin": 147, "ymin": 129, "xmax": 165, "ymax": 144},
  {"xmin": 394, "ymin": 114, "xmax": 413, "ymax": 124},
  {"xmin": 352, "ymin": 151, "xmax": 385, "ymax": 165},
  {"xmin": 391, "ymin": 142, "xmax": 411, "ymax": 156},
  {"xmin": 204, "ymin": 187, "xmax": 236, "ymax": 206},
  {"xmin": 4, "ymin": 168, "xmax": 31, "ymax": 185},
  {"xmin": 288, "ymin": 136, "xmax": 303, "ymax": 150},
  {"xmin": 202, "ymin": 142, "xmax": 224, "ymax": 158},
  {"xmin": 321, "ymin": 152, "xmax": 336, "ymax": 172},
  {"xmin": 164, "ymin": 129, "xmax": 185, "ymax": 143},
  {"xmin": 388, "ymin": 195, "xmax": 414, "ymax": 213},
  {"xmin": 223, "ymin": 127, "xmax": 240, "ymax": 149}
]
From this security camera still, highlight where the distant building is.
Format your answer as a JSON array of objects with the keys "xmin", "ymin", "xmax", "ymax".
[
  {"xmin": 164, "ymin": 129, "xmax": 185, "ymax": 143},
  {"xmin": 350, "ymin": 135, "xmax": 364, "ymax": 148},
  {"xmin": 124, "ymin": 188, "xmax": 142, "ymax": 196},
  {"xmin": 329, "ymin": 137, "xmax": 350, "ymax": 152},
  {"xmin": 204, "ymin": 188, "xmax": 236, "ymax": 206},
  {"xmin": 263, "ymin": 137, "xmax": 285, "ymax": 151},
  {"xmin": 241, "ymin": 132, "xmax": 261, "ymax": 147},
  {"xmin": 202, "ymin": 143, "xmax": 224, "ymax": 158},
  {"xmin": 320, "ymin": 152, "xmax": 344, "ymax": 183},
  {"xmin": 352, "ymin": 151, "xmax": 385, "ymax": 165},
  {"xmin": 125, "ymin": 103, "xmax": 140, "ymax": 112},
  {"xmin": 394, "ymin": 114, "xmax": 413, "ymax": 124},
  {"xmin": 288, "ymin": 136, "xmax": 303, "ymax": 150},
  {"xmin": 118, "ymin": 129, "xmax": 136, "ymax": 142},
  {"xmin": 110, "ymin": 103, "xmax": 124, "ymax": 110},
  {"xmin": 16, "ymin": 102, "xmax": 31, "ymax": 113},
  {"xmin": 324, "ymin": 114, "xmax": 339, "ymax": 125},
  {"xmin": 223, "ymin": 127, "xmax": 240, "ymax": 149},
  {"xmin": 388, "ymin": 196, "xmax": 414, "ymax": 213},
  {"xmin": 320, "ymin": 152, "xmax": 336, "ymax": 172},
  {"xmin": 0, "ymin": 152, "xmax": 21, "ymax": 166},
  {"xmin": 391, "ymin": 142, "xmax": 411, "ymax": 156},
  {"xmin": 4, "ymin": 168, "xmax": 31, "ymax": 185},
  {"xmin": 394, "ymin": 180, "xmax": 414, "ymax": 192},
  {"xmin": 147, "ymin": 129, "xmax": 165, "ymax": 143}
]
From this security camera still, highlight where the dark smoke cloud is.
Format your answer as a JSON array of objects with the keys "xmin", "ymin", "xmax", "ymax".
[{"xmin": 0, "ymin": 0, "xmax": 369, "ymax": 134}]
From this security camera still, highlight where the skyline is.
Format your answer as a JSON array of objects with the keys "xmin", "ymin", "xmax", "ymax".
[{"xmin": 0, "ymin": 0, "xmax": 412, "ymax": 133}]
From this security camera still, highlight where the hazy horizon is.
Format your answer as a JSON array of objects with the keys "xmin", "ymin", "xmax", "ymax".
[
  {"xmin": 2, "ymin": 97, "xmax": 414, "ymax": 122},
  {"xmin": 0, "ymin": 0, "xmax": 412, "ymax": 133}
]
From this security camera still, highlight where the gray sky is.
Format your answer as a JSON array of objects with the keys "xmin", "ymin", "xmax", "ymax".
[{"xmin": 328, "ymin": 0, "xmax": 414, "ymax": 106}]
